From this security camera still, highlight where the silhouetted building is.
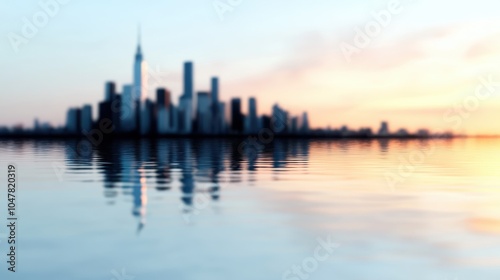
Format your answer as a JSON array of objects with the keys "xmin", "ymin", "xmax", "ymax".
[
  {"xmin": 301, "ymin": 112, "xmax": 309, "ymax": 133},
  {"xmin": 211, "ymin": 77, "xmax": 222, "ymax": 134},
  {"xmin": 218, "ymin": 102, "xmax": 226, "ymax": 133},
  {"xmin": 197, "ymin": 91, "xmax": 211, "ymax": 134},
  {"xmin": 261, "ymin": 115, "xmax": 271, "ymax": 131},
  {"xmin": 140, "ymin": 99, "xmax": 154, "ymax": 135},
  {"xmin": 184, "ymin": 62, "xmax": 194, "ymax": 99},
  {"xmin": 247, "ymin": 97, "xmax": 258, "ymax": 134},
  {"xmin": 378, "ymin": 121, "xmax": 389, "ymax": 136},
  {"xmin": 272, "ymin": 104, "xmax": 288, "ymax": 134},
  {"xmin": 105, "ymin": 81, "xmax": 116, "ymax": 102},
  {"xmin": 80, "ymin": 104, "xmax": 93, "ymax": 133},
  {"xmin": 121, "ymin": 84, "xmax": 136, "ymax": 132},
  {"xmin": 231, "ymin": 98, "xmax": 243, "ymax": 133},
  {"xmin": 290, "ymin": 116, "xmax": 298, "ymax": 134},
  {"xmin": 156, "ymin": 88, "xmax": 171, "ymax": 109},
  {"xmin": 66, "ymin": 107, "xmax": 81, "ymax": 134},
  {"xmin": 134, "ymin": 29, "xmax": 148, "ymax": 102},
  {"xmin": 179, "ymin": 95, "xmax": 193, "ymax": 134}
]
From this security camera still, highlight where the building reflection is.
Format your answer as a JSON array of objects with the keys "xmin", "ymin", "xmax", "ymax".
[{"xmin": 63, "ymin": 138, "xmax": 311, "ymax": 232}]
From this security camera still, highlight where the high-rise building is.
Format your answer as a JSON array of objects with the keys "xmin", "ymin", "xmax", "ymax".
[
  {"xmin": 261, "ymin": 115, "xmax": 272, "ymax": 131},
  {"xmin": 140, "ymin": 99, "xmax": 153, "ymax": 135},
  {"xmin": 121, "ymin": 85, "xmax": 136, "ymax": 132},
  {"xmin": 98, "ymin": 100, "xmax": 112, "ymax": 123},
  {"xmin": 210, "ymin": 77, "xmax": 221, "ymax": 134},
  {"xmin": 183, "ymin": 61, "xmax": 195, "ymax": 122},
  {"xmin": 156, "ymin": 88, "xmax": 171, "ymax": 109},
  {"xmin": 197, "ymin": 91, "xmax": 211, "ymax": 134},
  {"xmin": 211, "ymin": 77, "xmax": 219, "ymax": 105},
  {"xmin": 179, "ymin": 95, "xmax": 193, "ymax": 134},
  {"xmin": 66, "ymin": 108, "xmax": 81, "ymax": 134},
  {"xmin": 170, "ymin": 105, "xmax": 179, "ymax": 133},
  {"xmin": 112, "ymin": 94, "xmax": 122, "ymax": 133},
  {"xmin": 133, "ymin": 28, "xmax": 148, "ymax": 135},
  {"xmin": 183, "ymin": 62, "xmax": 194, "ymax": 99},
  {"xmin": 301, "ymin": 112, "xmax": 309, "ymax": 133},
  {"xmin": 133, "ymin": 29, "xmax": 148, "ymax": 102},
  {"xmin": 80, "ymin": 104, "xmax": 93, "ymax": 133},
  {"xmin": 34, "ymin": 118, "xmax": 40, "ymax": 132},
  {"xmin": 230, "ymin": 98, "xmax": 243, "ymax": 133},
  {"xmin": 218, "ymin": 102, "xmax": 226, "ymax": 134},
  {"xmin": 248, "ymin": 97, "xmax": 258, "ymax": 134},
  {"xmin": 105, "ymin": 81, "xmax": 116, "ymax": 102},
  {"xmin": 157, "ymin": 106, "xmax": 170, "ymax": 135},
  {"xmin": 272, "ymin": 104, "xmax": 288, "ymax": 134},
  {"xmin": 290, "ymin": 116, "xmax": 298, "ymax": 134}
]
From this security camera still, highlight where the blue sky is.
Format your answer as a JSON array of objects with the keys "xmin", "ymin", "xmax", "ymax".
[{"xmin": 2, "ymin": 0, "xmax": 500, "ymax": 133}]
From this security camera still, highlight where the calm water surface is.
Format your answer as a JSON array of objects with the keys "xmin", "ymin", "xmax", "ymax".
[{"xmin": 0, "ymin": 138, "xmax": 499, "ymax": 280}]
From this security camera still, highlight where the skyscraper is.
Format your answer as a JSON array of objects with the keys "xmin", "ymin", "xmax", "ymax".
[
  {"xmin": 179, "ymin": 95, "xmax": 193, "ymax": 134},
  {"xmin": 211, "ymin": 77, "xmax": 220, "ymax": 134},
  {"xmin": 301, "ymin": 112, "xmax": 309, "ymax": 133},
  {"xmin": 156, "ymin": 88, "xmax": 171, "ymax": 135},
  {"xmin": 272, "ymin": 104, "xmax": 287, "ymax": 134},
  {"xmin": 184, "ymin": 62, "xmax": 193, "ymax": 99},
  {"xmin": 133, "ymin": 28, "xmax": 149, "ymax": 134},
  {"xmin": 197, "ymin": 91, "xmax": 211, "ymax": 134},
  {"xmin": 157, "ymin": 106, "xmax": 170, "ymax": 135},
  {"xmin": 248, "ymin": 97, "xmax": 258, "ymax": 134},
  {"xmin": 140, "ymin": 99, "xmax": 153, "ymax": 135},
  {"xmin": 218, "ymin": 102, "xmax": 226, "ymax": 134},
  {"xmin": 156, "ymin": 88, "xmax": 171, "ymax": 109},
  {"xmin": 66, "ymin": 108, "xmax": 81, "ymax": 134},
  {"xmin": 290, "ymin": 116, "xmax": 298, "ymax": 134},
  {"xmin": 105, "ymin": 81, "xmax": 116, "ymax": 102},
  {"xmin": 133, "ymin": 28, "xmax": 148, "ymax": 102},
  {"xmin": 121, "ymin": 84, "xmax": 136, "ymax": 132},
  {"xmin": 211, "ymin": 77, "xmax": 219, "ymax": 105},
  {"xmin": 80, "ymin": 105, "xmax": 93, "ymax": 133},
  {"xmin": 231, "ymin": 98, "xmax": 243, "ymax": 133}
]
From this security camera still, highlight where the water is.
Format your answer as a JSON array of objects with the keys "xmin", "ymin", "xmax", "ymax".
[{"xmin": 0, "ymin": 138, "xmax": 499, "ymax": 280}]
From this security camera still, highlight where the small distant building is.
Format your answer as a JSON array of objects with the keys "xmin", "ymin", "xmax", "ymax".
[
  {"xmin": 290, "ymin": 116, "xmax": 298, "ymax": 134},
  {"xmin": 396, "ymin": 128, "xmax": 409, "ymax": 137},
  {"xmin": 300, "ymin": 112, "xmax": 309, "ymax": 134},
  {"xmin": 417, "ymin": 129, "xmax": 430, "ymax": 137},
  {"xmin": 378, "ymin": 121, "xmax": 389, "ymax": 136}
]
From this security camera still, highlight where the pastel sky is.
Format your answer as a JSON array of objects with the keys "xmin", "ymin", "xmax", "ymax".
[{"xmin": 2, "ymin": 0, "xmax": 500, "ymax": 134}]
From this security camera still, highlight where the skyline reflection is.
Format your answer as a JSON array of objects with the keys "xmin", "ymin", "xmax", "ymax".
[{"xmin": 72, "ymin": 139, "xmax": 311, "ymax": 231}]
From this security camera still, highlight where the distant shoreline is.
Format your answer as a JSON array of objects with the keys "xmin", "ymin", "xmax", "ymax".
[{"xmin": 0, "ymin": 133, "xmax": 461, "ymax": 141}]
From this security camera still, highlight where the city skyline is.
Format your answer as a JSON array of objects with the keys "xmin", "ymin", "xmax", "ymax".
[
  {"xmin": 3, "ymin": 1, "xmax": 500, "ymax": 134},
  {"xmin": 3, "ymin": 34, "xmax": 444, "ymax": 138},
  {"xmin": 52, "ymin": 34, "xmax": 313, "ymax": 138}
]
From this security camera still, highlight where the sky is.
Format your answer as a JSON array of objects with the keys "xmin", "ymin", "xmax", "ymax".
[{"xmin": 2, "ymin": 0, "xmax": 500, "ymax": 134}]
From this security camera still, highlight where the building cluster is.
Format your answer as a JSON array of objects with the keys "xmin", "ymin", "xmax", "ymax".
[
  {"xmin": 63, "ymin": 35, "xmax": 310, "ymax": 137},
  {"xmin": 0, "ymin": 32, "xmax": 446, "ymax": 139}
]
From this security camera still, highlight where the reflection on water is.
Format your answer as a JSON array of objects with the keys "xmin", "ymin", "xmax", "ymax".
[
  {"xmin": 1, "ymin": 138, "xmax": 500, "ymax": 280},
  {"xmin": 62, "ymin": 139, "xmax": 312, "ymax": 232}
]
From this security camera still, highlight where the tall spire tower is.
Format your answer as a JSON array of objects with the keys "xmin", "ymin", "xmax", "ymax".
[{"xmin": 133, "ymin": 24, "xmax": 148, "ymax": 102}]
